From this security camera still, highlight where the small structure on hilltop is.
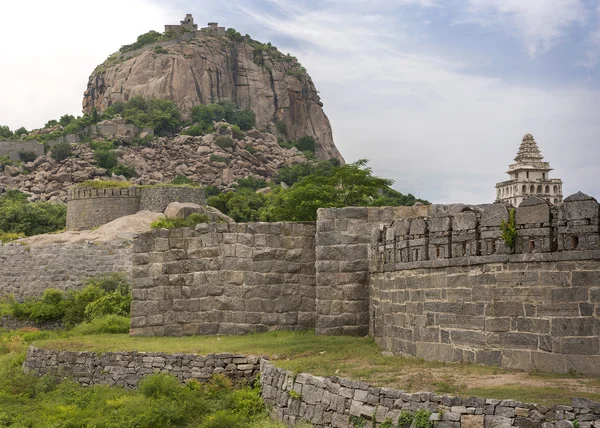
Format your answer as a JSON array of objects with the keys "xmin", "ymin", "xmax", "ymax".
[
  {"xmin": 201, "ymin": 22, "xmax": 226, "ymax": 36},
  {"xmin": 495, "ymin": 133, "xmax": 563, "ymax": 206},
  {"xmin": 164, "ymin": 14, "xmax": 199, "ymax": 33}
]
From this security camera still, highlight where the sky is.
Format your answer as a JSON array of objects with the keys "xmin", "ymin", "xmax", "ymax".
[{"xmin": 0, "ymin": 0, "xmax": 599, "ymax": 204}]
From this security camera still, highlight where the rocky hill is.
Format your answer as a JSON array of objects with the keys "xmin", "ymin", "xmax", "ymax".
[
  {"xmin": 0, "ymin": 124, "xmax": 308, "ymax": 202},
  {"xmin": 83, "ymin": 28, "xmax": 344, "ymax": 163}
]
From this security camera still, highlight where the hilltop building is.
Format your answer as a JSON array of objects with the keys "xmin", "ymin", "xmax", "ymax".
[
  {"xmin": 165, "ymin": 14, "xmax": 198, "ymax": 33},
  {"xmin": 495, "ymin": 134, "xmax": 563, "ymax": 207}
]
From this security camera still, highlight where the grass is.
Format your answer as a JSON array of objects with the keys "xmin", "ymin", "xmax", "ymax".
[
  {"xmin": 36, "ymin": 330, "xmax": 600, "ymax": 406},
  {"xmin": 77, "ymin": 180, "xmax": 133, "ymax": 189}
]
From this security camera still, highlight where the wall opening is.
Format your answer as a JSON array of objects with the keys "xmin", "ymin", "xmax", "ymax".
[
  {"xmin": 462, "ymin": 242, "xmax": 467, "ymax": 256},
  {"xmin": 435, "ymin": 246, "xmax": 440, "ymax": 258},
  {"xmin": 529, "ymin": 240, "xmax": 536, "ymax": 251},
  {"xmin": 572, "ymin": 236, "xmax": 579, "ymax": 249}
]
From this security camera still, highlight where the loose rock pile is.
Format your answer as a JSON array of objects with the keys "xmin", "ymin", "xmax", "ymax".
[{"xmin": 0, "ymin": 125, "xmax": 307, "ymax": 202}]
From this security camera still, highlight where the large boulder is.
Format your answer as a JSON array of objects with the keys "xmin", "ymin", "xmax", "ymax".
[{"xmin": 164, "ymin": 202, "xmax": 234, "ymax": 223}]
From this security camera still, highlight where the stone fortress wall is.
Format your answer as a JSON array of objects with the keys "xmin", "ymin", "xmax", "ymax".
[
  {"xmin": 369, "ymin": 193, "xmax": 600, "ymax": 375},
  {"xmin": 0, "ymin": 241, "xmax": 132, "ymax": 300},
  {"xmin": 24, "ymin": 347, "xmax": 600, "ymax": 427},
  {"xmin": 66, "ymin": 185, "xmax": 207, "ymax": 230},
  {"xmin": 0, "ymin": 140, "xmax": 45, "ymax": 162},
  {"xmin": 2, "ymin": 190, "xmax": 600, "ymax": 374},
  {"xmin": 130, "ymin": 222, "xmax": 316, "ymax": 336}
]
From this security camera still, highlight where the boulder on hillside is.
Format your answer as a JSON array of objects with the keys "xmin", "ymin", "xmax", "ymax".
[{"xmin": 164, "ymin": 202, "xmax": 234, "ymax": 223}]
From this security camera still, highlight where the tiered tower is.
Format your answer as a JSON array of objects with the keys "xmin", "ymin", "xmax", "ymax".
[{"xmin": 495, "ymin": 134, "xmax": 563, "ymax": 206}]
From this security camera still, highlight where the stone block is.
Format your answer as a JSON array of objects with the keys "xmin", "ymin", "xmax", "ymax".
[
  {"xmin": 501, "ymin": 350, "xmax": 532, "ymax": 371},
  {"xmin": 485, "ymin": 415, "xmax": 513, "ymax": 428},
  {"xmin": 461, "ymin": 414, "xmax": 484, "ymax": 428},
  {"xmin": 532, "ymin": 351, "xmax": 566, "ymax": 374}
]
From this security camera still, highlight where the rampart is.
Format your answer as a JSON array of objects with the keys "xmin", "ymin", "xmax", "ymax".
[
  {"xmin": 370, "ymin": 193, "xmax": 600, "ymax": 375},
  {"xmin": 0, "ymin": 140, "xmax": 44, "ymax": 162},
  {"xmin": 23, "ymin": 347, "xmax": 600, "ymax": 426},
  {"xmin": 0, "ymin": 241, "xmax": 132, "ymax": 300},
  {"xmin": 66, "ymin": 186, "xmax": 207, "ymax": 230},
  {"xmin": 130, "ymin": 222, "xmax": 316, "ymax": 336}
]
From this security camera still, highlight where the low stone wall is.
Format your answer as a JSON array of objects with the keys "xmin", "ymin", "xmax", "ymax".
[
  {"xmin": 66, "ymin": 187, "xmax": 141, "ymax": 230},
  {"xmin": 0, "ymin": 241, "xmax": 132, "ymax": 300},
  {"xmin": 24, "ymin": 346, "xmax": 260, "ymax": 388},
  {"xmin": 25, "ymin": 347, "xmax": 599, "ymax": 427},
  {"xmin": 0, "ymin": 316, "xmax": 63, "ymax": 331},
  {"xmin": 130, "ymin": 222, "xmax": 316, "ymax": 336},
  {"xmin": 260, "ymin": 360, "xmax": 600, "ymax": 427},
  {"xmin": 0, "ymin": 140, "xmax": 44, "ymax": 162},
  {"xmin": 370, "ymin": 252, "xmax": 600, "ymax": 376}
]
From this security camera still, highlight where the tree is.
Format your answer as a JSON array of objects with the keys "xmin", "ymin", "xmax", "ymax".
[
  {"xmin": 50, "ymin": 142, "xmax": 73, "ymax": 162},
  {"xmin": 0, "ymin": 190, "xmax": 66, "ymax": 236},
  {"xmin": 234, "ymin": 109, "xmax": 256, "ymax": 131},
  {"xmin": 0, "ymin": 125, "xmax": 13, "ymax": 139},
  {"xmin": 14, "ymin": 127, "xmax": 28, "ymax": 137}
]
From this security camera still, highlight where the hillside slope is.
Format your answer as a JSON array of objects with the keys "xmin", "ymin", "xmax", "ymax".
[{"xmin": 83, "ymin": 31, "xmax": 344, "ymax": 163}]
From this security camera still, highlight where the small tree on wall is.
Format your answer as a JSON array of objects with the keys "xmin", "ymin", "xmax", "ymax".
[{"xmin": 500, "ymin": 208, "xmax": 517, "ymax": 252}]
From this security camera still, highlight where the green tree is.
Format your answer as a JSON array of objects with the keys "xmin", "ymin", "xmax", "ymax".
[
  {"xmin": 58, "ymin": 114, "xmax": 76, "ymax": 127},
  {"xmin": 0, "ymin": 190, "xmax": 66, "ymax": 236},
  {"xmin": 234, "ymin": 109, "xmax": 256, "ymax": 131},
  {"xmin": 49, "ymin": 142, "xmax": 73, "ymax": 162},
  {"xmin": 14, "ymin": 127, "xmax": 28, "ymax": 137},
  {"xmin": 0, "ymin": 125, "xmax": 13, "ymax": 139}
]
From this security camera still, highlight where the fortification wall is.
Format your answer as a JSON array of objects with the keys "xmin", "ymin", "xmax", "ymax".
[
  {"xmin": 66, "ymin": 187, "xmax": 141, "ymax": 230},
  {"xmin": 139, "ymin": 186, "xmax": 206, "ymax": 213},
  {"xmin": 130, "ymin": 222, "xmax": 316, "ymax": 336},
  {"xmin": 370, "ymin": 193, "xmax": 600, "ymax": 375},
  {"xmin": 0, "ymin": 140, "xmax": 44, "ymax": 162},
  {"xmin": 314, "ymin": 206, "xmax": 429, "ymax": 336},
  {"xmin": 0, "ymin": 241, "xmax": 132, "ymax": 300}
]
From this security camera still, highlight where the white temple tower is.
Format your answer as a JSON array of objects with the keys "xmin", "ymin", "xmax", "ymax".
[{"xmin": 495, "ymin": 134, "xmax": 563, "ymax": 207}]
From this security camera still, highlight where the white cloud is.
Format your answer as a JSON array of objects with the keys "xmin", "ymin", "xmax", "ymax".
[
  {"xmin": 0, "ymin": 0, "xmax": 176, "ymax": 130},
  {"xmin": 463, "ymin": 0, "xmax": 587, "ymax": 57},
  {"xmin": 235, "ymin": 0, "xmax": 600, "ymax": 203},
  {"xmin": 577, "ymin": 1, "xmax": 600, "ymax": 68}
]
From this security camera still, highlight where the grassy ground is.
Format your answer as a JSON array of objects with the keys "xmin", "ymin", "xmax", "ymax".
[{"xmin": 38, "ymin": 330, "xmax": 600, "ymax": 406}]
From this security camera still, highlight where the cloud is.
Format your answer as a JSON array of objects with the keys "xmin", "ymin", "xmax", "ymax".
[
  {"xmin": 462, "ymin": 0, "xmax": 588, "ymax": 57},
  {"xmin": 0, "ymin": 0, "xmax": 174, "ymax": 130},
  {"xmin": 577, "ymin": 2, "xmax": 600, "ymax": 68},
  {"xmin": 234, "ymin": 0, "xmax": 600, "ymax": 203}
]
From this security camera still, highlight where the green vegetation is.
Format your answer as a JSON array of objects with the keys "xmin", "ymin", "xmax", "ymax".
[
  {"xmin": 187, "ymin": 101, "xmax": 257, "ymax": 136},
  {"xmin": 215, "ymin": 136, "xmax": 234, "ymax": 150},
  {"xmin": 208, "ymin": 160, "xmax": 428, "ymax": 222},
  {"xmin": 153, "ymin": 46, "xmax": 169, "ymax": 54},
  {"xmin": 18, "ymin": 151, "xmax": 37, "ymax": 163},
  {"xmin": 279, "ymin": 136, "xmax": 317, "ymax": 155},
  {"xmin": 0, "ymin": 125, "xmax": 14, "ymax": 139},
  {"xmin": 101, "ymin": 96, "xmax": 181, "ymax": 136},
  {"xmin": 151, "ymin": 213, "xmax": 210, "ymax": 229},
  {"xmin": 171, "ymin": 174, "xmax": 195, "ymax": 186},
  {"xmin": 0, "ymin": 156, "xmax": 14, "ymax": 168},
  {"xmin": 500, "ymin": 208, "xmax": 517, "ymax": 251},
  {"xmin": 119, "ymin": 30, "xmax": 178, "ymax": 53},
  {"xmin": 49, "ymin": 142, "xmax": 73, "ymax": 162},
  {"xmin": 90, "ymin": 140, "xmax": 138, "ymax": 178},
  {"xmin": 0, "ymin": 190, "xmax": 66, "ymax": 237},
  {"xmin": 210, "ymin": 154, "xmax": 229, "ymax": 164},
  {"xmin": 7, "ymin": 274, "xmax": 131, "ymax": 326}
]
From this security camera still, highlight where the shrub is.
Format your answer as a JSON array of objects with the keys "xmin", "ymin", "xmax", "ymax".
[
  {"xmin": 153, "ymin": 46, "xmax": 168, "ymax": 54},
  {"xmin": 70, "ymin": 315, "xmax": 130, "ymax": 335},
  {"xmin": 150, "ymin": 213, "xmax": 210, "ymax": 229},
  {"xmin": 111, "ymin": 163, "xmax": 138, "ymax": 179},
  {"xmin": 49, "ymin": 142, "xmax": 72, "ymax": 162},
  {"xmin": 231, "ymin": 125, "xmax": 245, "ymax": 139},
  {"xmin": 296, "ymin": 136, "xmax": 316, "ymax": 153},
  {"xmin": 0, "ymin": 190, "xmax": 66, "ymax": 236},
  {"xmin": 199, "ymin": 411, "xmax": 245, "ymax": 428},
  {"xmin": 500, "ymin": 208, "xmax": 517, "ymax": 252},
  {"xmin": 215, "ymin": 136, "xmax": 234, "ymax": 150},
  {"xmin": 0, "ymin": 125, "xmax": 13, "ymax": 139},
  {"xmin": 205, "ymin": 185, "xmax": 221, "ymax": 197},
  {"xmin": 18, "ymin": 151, "xmax": 37, "ymax": 163},
  {"xmin": 0, "ymin": 156, "xmax": 13, "ymax": 167},
  {"xmin": 76, "ymin": 180, "xmax": 133, "ymax": 189},
  {"xmin": 210, "ymin": 154, "xmax": 228, "ymax": 163},
  {"xmin": 0, "ymin": 232, "xmax": 24, "ymax": 243},
  {"xmin": 171, "ymin": 174, "xmax": 194, "ymax": 185},
  {"xmin": 276, "ymin": 120, "xmax": 288, "ymax": 136},
  {"xmin": 234, "ymin": 109, "xmax": 256, "ymax": 131},
  {"xmin": 62, "ymin": 285, "xmax": 105, "ymax": 325},
  {"xmin": 94, "ymin": 149, "xmax": 118, "ymax": 170},
  {"xmin": 139, "ymin": 373, "xmax": 182, "ymax": 398},
  {"xmin": 84, "ymin": 292, "xmax": 131, "ymax": 321},
  {"xmin": 181, "ymin": 123, "xmax": 213, "ymax": 136},
  {"xmin": 86, "ymin": 273, "xmax": 130, "ymax": 294},
  {"xmin": 227, "ymin": 388, "xmax": 265, "ymax": 419},
  {"xmin": 11, "ymin": 288, "xmax": 65, "ymax": 323}
]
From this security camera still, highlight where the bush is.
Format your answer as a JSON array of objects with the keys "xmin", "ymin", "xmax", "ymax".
[
  {"xmin": 210, "ymin": 154, "xmax": 228, "ymax": 163},
  {"xmin": 77, "ymin": 180, "xmax": 133, "ymax": 189},
  {"xmin": 199, "ymin": 411, "xmax": 245, "ymax": 428},
  {"xmin": 0, "ymin": 190, "xmax": 66, "ymax": 236},
  {"xmin": 139, "ymin": 373, "xmax": 182, "ymax": 398},
  {"xmin": 11, "ymin": 289, "xmax": 65, "ymax": 323},
  {"xmin": 70, "ymin": 315, "xmax": 130, "ymax": 335},
  {"xmin": 84, "ymin": 292, "xmax": 131, "ymax": 321},
  {"xmin": 153, "ymin": 46, "xmax": 168, "ymax": 54},
  {"xmin": 49, "ymin": 142, "xmax": 73, "ymax": 162},
  {"xmin": 231, "ymin": 125, "xmax": 245, "ymax": 139},
  {"xmin": 235, "ymin": 109, "xmax": 256, "ymax": 131},
  {"xmin": 62, "ymin": 285, "xmax": 105, "ymax": 325},
  {"xmin": 215, "ymin": 136, "xmax": 234, "ymax": 150},
  {"xmin": 227, "ymin": 388, "xmax": 266, "ymax": 419},
  {"xmin": 86, "ymin": 273, "xmax": 130, "ymax": 293},
  {"xmin": 181, "ymin": 122, "xmax": 213, "ymax": 136},
  {"xmin": 111, "ymin": 163, "xmax": 138, "ymax": 179},
  {"xmin": 276, "ymin": 120, "xmax": 287, "ymax": 136},
  {"xmin": 171, "ymin": 174, "xmax": 194, "ymax": 185},
  {"xmin": 18, "ymin": 151, "xmax": 37, "ymax": 163},
  {"xmin": 150, "ymin": 213, "xmax": 210, "ymax": 229},
  {"xmin": 0, "ymin": 156, "xmax": 14, "ymax": 167},
  {"xmin": 94, "ymin": 149, "xmax": 118, "ymax": 170}
]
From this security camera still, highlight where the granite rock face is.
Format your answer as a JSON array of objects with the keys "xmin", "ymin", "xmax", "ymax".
[{"xmin": 82, "ymin": 35, "xmax": 344, "ymax": 163}]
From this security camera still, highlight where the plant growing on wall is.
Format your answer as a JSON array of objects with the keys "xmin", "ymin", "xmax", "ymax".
[{"xmin": 500, "ymin": 208, "xmax": 517, "ymax": 252}]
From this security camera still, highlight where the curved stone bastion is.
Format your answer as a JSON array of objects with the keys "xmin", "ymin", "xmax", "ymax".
[
  {"xmin": 66, "ymin": 185, "xmax": 207, "ymax": 230},
  {"xmin": 24, "ymin": 346, "xmax": 600, "ymax": 427}
]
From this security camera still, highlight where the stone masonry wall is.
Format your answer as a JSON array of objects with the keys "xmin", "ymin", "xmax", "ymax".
[
  {"xmin": 370, "ymin": 254, "xmax": 600, "ymax": 376},
  {"xmin": 260, "ymin": 360, "xmax": 600, "ymax": 427},
  {"xmin": 66, "ymin": 187, "xmax": 141, "ymax": 230},
  {"xmin": 138, "ymin": 186, "xmax": 206, "ymax": 213},
  {"xmin": 130, "ymin": 222, "xmax": 316, "ymax": 336},
  {"xmin": 0, "ymin": 140, "xmax": 45, "ymax": 162},
  {"xmin": 24, "ymin": 346, "xmax": 260, "ymax": 388},
  {"xmin": 315, "ymin": 206, "xmax": 429, "ymax": 336},
  {"xmin": 0, "ymin": 241, "xmax": 132, "ymax": 300},
  {"xmin": 24, "ymin": 347, "xmax": 600, "ymax": 426}
]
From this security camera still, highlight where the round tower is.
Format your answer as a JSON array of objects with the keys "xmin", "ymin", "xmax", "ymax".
[{"xmin": 495, "ymin": 134, "xmax": 563, "ymax": 207}]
